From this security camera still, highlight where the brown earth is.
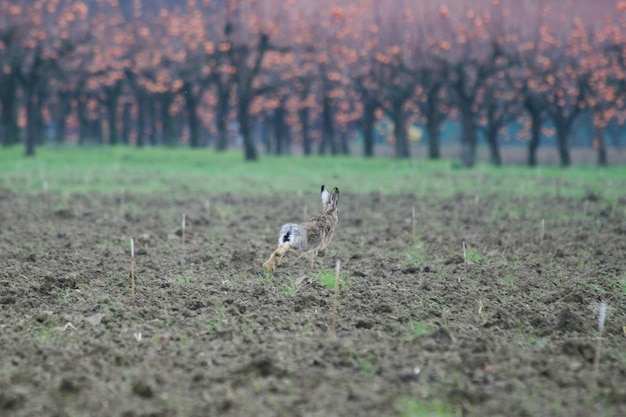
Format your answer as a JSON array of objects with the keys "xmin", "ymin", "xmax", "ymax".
[{"xmin": 1, "ymin": 188, "xmax": 625, "ymax": 417}]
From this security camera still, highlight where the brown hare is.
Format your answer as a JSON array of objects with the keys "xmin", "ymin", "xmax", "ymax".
[{"xmin": 263, "ymin": 185, "xmax": 339, "ymax": 273}]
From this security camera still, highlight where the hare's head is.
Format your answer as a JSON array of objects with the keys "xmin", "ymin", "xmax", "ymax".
[{"xmin": 320, "ymin": 185, "xmax": 339, "ymax": 213}]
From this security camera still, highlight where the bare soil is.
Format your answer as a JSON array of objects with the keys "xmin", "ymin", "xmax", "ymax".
[{"xmin": 1, "ymin": 188, "xmax": 625, "ymax": 417}]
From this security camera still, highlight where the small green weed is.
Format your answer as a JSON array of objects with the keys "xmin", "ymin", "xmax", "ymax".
[
  {"xmin": 205, "ymin": 308, "xmax": 226, "ymax": 333},
  {"xmin": 393, "ymin": 396, "xmax": 455, "ymax": 417},
  {"xmin": 97, "ymin": 294, "xmax": 121, "ymax": 315},
  {"xmin": 405, "ymin": 319, "xmax": 435, "ymax": 342},
  {"xmin": 611, "ymin": 275, "xmax": 626, "ymax": 296},
  {"xmin": 404, "ymin": 239, "xmax": 428, "ymax": 268},
  {"xmin": 172, "ymin": 269, "xmax": 192, "ymax": 286},
  {"xmin": 581, "ymin": 282, "xmax": 605, "ymax": 295},
  {"xmin": 281, "ymin": 276, "xmax": 297, "ymax": 296},
  {"xmin": 527, "ymin": 334, "xmax": 548, "ymax": 350},
  {"xmin": 475, "ymin": 298, "xmax": 490, "ymax": 325},
  {"xmin": 317, "ymin": 269, "xmax": 346, "ymax": 290},
  {"xmin": 259, "ymin": 271, "xmax": 276, "ymax": 287},
  {"xmin": 499, "ymin": 275, "xmax": 516, "ymax": 287},
  {"xmin": 353, "ymin": 350, "xmax": 377, "ymax": 376},
  {"xmin": 96, "ymin": 238, "xmax": 118, "ymax": 252},
  {"xmin": 465, "ymin": 246, "xmax": 482, "ymax": 263}
]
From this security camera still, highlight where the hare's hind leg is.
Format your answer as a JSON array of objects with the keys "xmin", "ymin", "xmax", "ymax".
[{"xmin": 263, "ymin": 242, "xmax": 291, "ymax": 273}]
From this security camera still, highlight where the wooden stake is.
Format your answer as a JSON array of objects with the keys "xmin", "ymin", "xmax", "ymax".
[
  {"xmin": 462, "ymin": 241, "xmax": 467, "ymax": 283},
  {"xmin": 540, "ymin": 219, "xmax": 545, "ymax": 245},
  {"xmin": 205, "ymin": 199, "xmax": 211, "ymax": 218},
  {"xmin": 43, "ymin": 181, "xmax": 50, "ymax": 213},
  {"xmin": 120, "ymin": 188, "xmax": 125, "ymax": 216},
  {"xmin": 130, "ymin": 238, "xmax": 136, "ymax": 309},
  {"xmin": 411, "ymin": 206, "xmax": 416, "ymax": 238},
  {"xmin": 474, "ymin": 195, "xmax": 480, "ymax": 217},
  {"xmin": 182, "ymin": 214, "xmax": 186, "ymax": 258},
  {"xmin": 593, "ymin": 301, "xmax": 607, "ymax": 387},
  {"xmin": 330, "ymin": 260, "xmax": 341, "ymax": 338}
]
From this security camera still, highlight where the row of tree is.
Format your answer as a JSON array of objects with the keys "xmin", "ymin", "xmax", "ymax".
[{"xmin": 0, "ymin": 0, "xmax": 625, "ymax": 165}]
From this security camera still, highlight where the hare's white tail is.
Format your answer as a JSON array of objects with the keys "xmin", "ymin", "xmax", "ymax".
[{"xmin": 278, "ymin": 223, "xmax": 307, "ymax": 250}]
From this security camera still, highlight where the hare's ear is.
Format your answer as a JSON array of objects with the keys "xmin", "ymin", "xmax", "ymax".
[
  {"xmin": 321, "ymin": 185, "xmax": 330, "ymax": 206},
  {"xmin": 330, "ymin": 187, "xmax": 339, "ymax": 208}
]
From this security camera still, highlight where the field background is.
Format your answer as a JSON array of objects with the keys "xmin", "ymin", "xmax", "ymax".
[
  {"xmin": 2, "ymin": 146, "xmax": 626, "ymax": 197},
  {"xmin": 1, "ymin": 147, "xmax": 625, "ymax": 417}
]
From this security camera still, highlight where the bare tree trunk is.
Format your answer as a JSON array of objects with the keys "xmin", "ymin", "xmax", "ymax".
[
  {"xmin": 89, "ymin": 113, "xmax": 103, "ymax": 145},
  {"xmin": 121, "ymin": 101, "xmax": 132, "ymax": 145},
  {"xmin": 486, "ymin": 126, "xmax": 501, "ymax": 166},
  {"xmin": 597, "ymin": 129, "xmax": 608, "ymax": 166},
  {"xmin": 104, "ymin": 87, "xmax": 120, "ymax": 145},
  {"xmin": 25, "ymin": 90, "xmax": 38, "ymax": 156},
  {"xmin": 53, "ymin": 89, "xmax": 73, "ymax": 144},
  {"xmin": 527, "ymin": 110, "xmax": 542, "ymax": 167},
  {"xmin": 160, "ymin": 93, "xmax": 176, "ymax": 146},
  {"xmin": 426, "ymin": 122, "xmax": 441, "ymax": 160},
  {"xmin": 339, "ymin": 129, "xmax": 350, "ymax": 155},
  {"xmin": 555, "ymin": 123, "xmax": 571, "ymax": 167},
  {"xmin": 484, "ymin": 102, "xmax": 502, "ymax": 166},
  {"xmin": 34, "ymin": 87, "xmax": 46, "ymax": 146},
  {"xmin": 183, "ymin": 84, "xmax": 201, "ymax": 148},
  {"xmin": 320, "ymin": 94, "xmax": 338, "ymax": 155},
  {"xmin": 238, "ymin": 96, "xmax": 257, "ymax": 161},
  {"xmin": 362, "ymin": 101, "xmax": 376, "ymax": 158},
  {"xmin": 460, "ymin": 106, "xmax": 477, "ymax": 167},
  {"xmin": 425, "ymin": 87, "xmax": 443, "ymax": 159},
  {"xmin": 215, "ymin": 84, "xmax": 230, "ymax": 151},
  {"xmin": 77, "ymin": 94, "xmax": 90, "ymax": 145},
  {"xmin": 391, "ymin": 100, "xmax": 410, "ymax": 159},
  {"xmin": 273, "ymin": 100, "xmax": 288, "ymax": 155},
  {"xmin": 136, "ymin": 93, "xmax": 146, "ymax": 147},
  {"xmin": 0, "ymin": 71, "xmax": 20, "ymax": 147},
  {"xmin": 261, "ymin": 116, "xmax": 271, "ymax": 153},
  {"xmin": 595, "ymin": 116, "xmax": 608, "ymax": 166},
  {"xmin": 147, "ymin": 98, "xmax": 157, "ymax": 146},
  {"xmin": 298, "ymin": 106, "xmax": 312, "ymax": 156}
]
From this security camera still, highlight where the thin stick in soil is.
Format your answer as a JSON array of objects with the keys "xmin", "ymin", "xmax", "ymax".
[
  {"xmin": 182, "ymin": 213, "xmax": 186, "ymax": 258},
  {"xmin": 130, "ymin": 238, "xmax": 136, "ymax": 309},
  {"xmin": 411, "ymin": 206, "xmax": 416, "ymax": 238},
  {"xmin": 474, "ymin": 195, "xmax": 479, "ymax": 216},
  {"xmin": 330, "ymin": 260, "xmax": 341, "ymax": 338},
  {"xmin": 120, "ymin": 188, "xmax": 125, "ymax": 216},
  {"xmin": 205, "ymin": 199, "xmax": 211, "ymax": 218},
  {"xmin": 540, "ymin": 219, "xmax": 545, "ymax": 245},
  {"xmin": 461, "ymin": 241, "xmax": 467, "ymax": 283},
  {"xmin": 592, "ymin": 301, "xmax": 607, "ymax": 387},
  {"xmin": 43, "ymin": 180, "xmax": 50, "ymax": 213}
]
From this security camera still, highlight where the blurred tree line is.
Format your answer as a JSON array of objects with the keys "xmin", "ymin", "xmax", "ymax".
[{"xmin": 1, "ymin": 0, "xmax": 625, "ymax": 166}]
